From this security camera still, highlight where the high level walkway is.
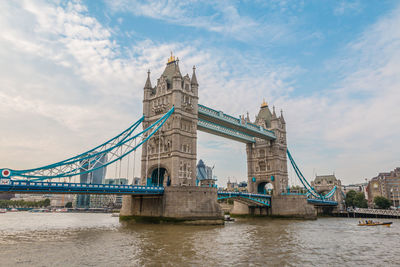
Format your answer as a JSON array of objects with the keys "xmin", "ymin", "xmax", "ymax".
[{"xmin": 197, "ymin": 104, "xmax": 276, "ymax": 143}]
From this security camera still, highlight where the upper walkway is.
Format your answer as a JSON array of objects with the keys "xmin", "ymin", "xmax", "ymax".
[{"xmin": 197, "ymin": 104, "xmax": 276, "ymax": 143}]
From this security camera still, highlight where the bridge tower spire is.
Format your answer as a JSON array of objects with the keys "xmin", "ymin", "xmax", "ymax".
[
  {"xmin": 140, "ymin": 54, "xmax": 198, "ymax": 187},
  {"xmin": 247, "ymin": 100, "xmax": 288, "ymax": 195}
]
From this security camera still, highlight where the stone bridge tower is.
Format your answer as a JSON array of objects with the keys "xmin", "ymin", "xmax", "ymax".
[
  {"xmin": 247, "ymin": 101, "xmax": 288, "ymax": 195},
  {"xmin": 141, "ymin": 54, "xmax": 198, "ymax": 187}
]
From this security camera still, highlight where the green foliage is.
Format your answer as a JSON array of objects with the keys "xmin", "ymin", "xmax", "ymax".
[
  {"xmin": 353, "ymin": 193, "xmax": 368, "ymax": 208},
  {"xmin": 0, "ymin": 199, "xmax": 52, "ymax": 208},
  {"xmin": 65, "ymin": 202, "xmax": 73, "ymax": 208},
  {"xmin": 345, "ymin": 190, "xmax": 367, "ymax": 208},
  {"xmin": 374, "ymin": 196, "xmax": 392, "ymax": 209},
  {"xmin": 43, "ymin": 198, "xmax": 51, "ymax": 207}
]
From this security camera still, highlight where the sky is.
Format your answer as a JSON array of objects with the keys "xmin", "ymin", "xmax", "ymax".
[{"xmin": 0, "ymin": 0, "xmax": 399, "ymax": 187}]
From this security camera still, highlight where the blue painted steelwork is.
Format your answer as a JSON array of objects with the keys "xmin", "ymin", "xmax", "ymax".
[
  {"xmin": 287, "ymin": 149, "xmax": 337, "ymax": 201},
  {"xmin": 307, "ymin": 199, "xmax": 338, "ymax": 206},
  {"xmin": 281, "ymin": 192, "xmax": 307, "ymax": 196},
  {"xmin": 217, "ymin": 191, "xmax": 271, "ymax": 206},
  {"xmin": 198, "ymin": 104, "xmax": 276, "ymax": 141},
  {"xmin": 0, "ymin": 179, "xmax": 164, "ymax": 195},
  {"xmin": 0, "ymin": 107, "xmax": 174, "ymax": 181},
  {"xmin": 197, "ymin": 118, "xmax": 256, "ymax": 143}
]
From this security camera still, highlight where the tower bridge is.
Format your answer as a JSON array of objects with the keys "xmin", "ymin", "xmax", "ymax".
[{"xmin": 0, "ymin": 54, "xmax": 340, "ymax": 223}]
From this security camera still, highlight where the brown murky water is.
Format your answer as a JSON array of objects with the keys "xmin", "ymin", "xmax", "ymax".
[{"xmin": 0, "ymin": 212, "xmax": 398, "ymax": 266}]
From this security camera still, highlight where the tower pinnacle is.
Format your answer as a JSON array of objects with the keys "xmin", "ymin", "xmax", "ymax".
[
  {"xmin": 261, "ymin": 98, "xmax": 268, "ymax": 108},
  {"xmin": 191, "ymin": 66, "xmax": 198, "ymax": 85},
  {"xmin": 144, "ymin": 69, "xmax": 152, "ymax": 89},
  {"xmin": 167, "ymin": 51, "xmax": 176, "ymax": 64}
]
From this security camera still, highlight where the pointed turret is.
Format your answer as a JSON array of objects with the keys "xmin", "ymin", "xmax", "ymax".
[
  {"xmin": 191, "ymin": 66, "xmax": 198, "ymax": 85},
  {"xmin": 255, "ymin": 99, "xmax": 273, "ymax": 128},
  {"xmin": 246, "ymin": 111, "xmax": 250, "ymax": 122},
  {"xmin": 272, "ymin": 106, "xmax": 277, "ymax": 119},
  {"xmin": 144, "ymin": 70, "xmax": 152, "ymax": 89},
  {"xmin": 280, "ymin": 109, "xmax": 286, "ymax": 124},
  {"xmin": 173, "ymin": 58, "xmax": 182, "ymax": 78}
]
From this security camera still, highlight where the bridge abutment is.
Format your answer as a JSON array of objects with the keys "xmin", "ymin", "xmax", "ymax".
[
  {"xmin": 270, "ymin": 195, "xmax": 316, "ymax": 219},
  {"xmin": 120, "ymin": 186, "xmax": 224, "ymax": 224}
]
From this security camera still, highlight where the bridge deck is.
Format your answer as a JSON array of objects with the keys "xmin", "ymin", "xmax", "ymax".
[
  {"xmin": 0, "ymin": 180, "xmax": 164, "ymax": 195},
  {"xmin": 217, "ymin": 191, "xmax": 271, "ymax": 206}
]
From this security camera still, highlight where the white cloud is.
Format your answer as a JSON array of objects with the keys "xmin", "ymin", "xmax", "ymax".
[
  {"xmin": 334, "ymin": 0, "xmax": 362, "ymax": 16},
  {"xmin": 1, "ymin": 0, "xmax": 399, "ymax": 188},
  {"xmin": 105, "ymin": 0, "xmax": 292, "ymax": 44},
  {"xmin": 0, "ymin": 1, "xmax": 293, "ymax": 185}
]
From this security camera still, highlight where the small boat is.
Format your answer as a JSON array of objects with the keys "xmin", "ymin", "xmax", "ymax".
[
  {"xmin": 224, "ymin": 214, "xmax": 235, "ymax": 222},
  {"xmin": 358, "ymin": 220, "xmax": 392, "ymax": 226},
  {"xmin": 0, "ymin": 209, "xmax": 6, "ymax": 213}
]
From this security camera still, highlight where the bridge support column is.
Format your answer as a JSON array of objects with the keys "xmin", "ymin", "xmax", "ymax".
[
  {"xmin": 230, "ymin": 201, "xmax": 270, "ymax": 216},
  {"xmin": 271, "ymin": 195, "xmax": 316, "ymax": 219},
  {"xmin": 120, "ymin": 186, "xmax": 224, "ymax": 224}
]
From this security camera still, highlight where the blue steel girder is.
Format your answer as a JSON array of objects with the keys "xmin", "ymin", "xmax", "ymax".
[
  {"xmin": 0, "ymin": 179, "xmax": 164, "ymax": 195},
  {"xmin": 307, "ymin": 199, "xmax": 338, "ymax": 206},
  {"xmin": 217, "ymin": 191, "xmax": 271, "ymax": 206},
  {"xmin": 198, "ymin": 104, "xmax": 276, "ymax": 141},
  {"xmin": 197, "ymin": 119, "xmax": 255, "ymax": 143},
  {"xmin": 0, "ymin": 107, "xmax": 174, "ymax": 181}
]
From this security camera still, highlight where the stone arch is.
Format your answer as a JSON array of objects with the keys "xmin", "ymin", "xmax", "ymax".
[
  {"xmin": 149, "ymin": 165, "xmax": 171, "ymax": 186},
  {"xmin": 257, "ymin": 181, "xmax": 274, "ymax": 194}
]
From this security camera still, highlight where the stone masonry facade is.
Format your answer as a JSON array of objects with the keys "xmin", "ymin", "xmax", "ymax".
[
  {"xmin": 141, "ymin": 55, "xmax": 198, "ymax": 187},
  {"xmin": 246, "ymin": 101, "xmax": 288, "ymax": 195}
]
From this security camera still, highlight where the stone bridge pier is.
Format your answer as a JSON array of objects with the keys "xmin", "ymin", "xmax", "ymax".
[{"xmin": 121, "ymin": 55, "xmax": 223, "ymax": 224}]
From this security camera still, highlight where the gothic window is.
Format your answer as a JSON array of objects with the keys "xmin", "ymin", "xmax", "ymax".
[
  {"xmin": 185, "ymin": 84, "xmax": 189, "ymax": 91},
  {"xmin": 259, "ymin": 149, "xmax": 265, "ymax": 158}
]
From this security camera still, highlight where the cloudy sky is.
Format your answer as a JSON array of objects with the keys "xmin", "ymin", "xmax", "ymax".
[{"xmin": 1, "ymin": 0, "xmax": 399, "ymax": 186}]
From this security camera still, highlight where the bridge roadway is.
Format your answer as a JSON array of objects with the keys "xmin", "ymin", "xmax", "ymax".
[
  {"xmin": 0, "ymin": 180, "xmax": 164, "ymax": 195},
  {"xmin": 197, "ymin": 104, "xmax": 276, "ymax": 143},
  {"xmin": 0, "ymin": 180, "xmax": 337, "ymax": 206}
]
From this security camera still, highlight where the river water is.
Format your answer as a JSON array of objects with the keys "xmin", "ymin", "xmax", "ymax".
[{"xmin": 0, "ymin": 212, "xmax": 398, "ymax": 266}]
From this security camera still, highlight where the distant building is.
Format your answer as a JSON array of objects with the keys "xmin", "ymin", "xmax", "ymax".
[
  {"xmin": 76, "ymin": 152, "xmax": 108, "ymax": 208},
  {"xmin": 196, "ymin": 159, "xmax": 217, "ymax": 187},
  {"xmin": 367, "ymin": 168, "xmax": 400, "ymax": 207},
  {"xmin": 0, "ymin": 193, "xmax": 14, "ymax": 200},
  {"xmin": 226, "ymin": 180, "xmax": 247, "ymax": 192},
  {"xmin": 105, "ymin": 178, "xmax": 128, "ymax": 207},
  {"xmin": 311, "ymin": 174, "xmax": 344, "ymax": 209}
]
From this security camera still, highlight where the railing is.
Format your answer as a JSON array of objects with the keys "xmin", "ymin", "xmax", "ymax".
[
  {"xmin": 0, "ymin": 179, "xmax": 164, "ymax": 195},
  {"xmin": 198, "ymin": 119, "xmax": 255, "ymax": 143},
  {"xmin": 307, "ymin": 199, "xmax": 338, "ymax": 205},
  {"xmin": 198, "ymin": 104, "xmax": 276, "ymax": 140},
  {"xmin": 352, "ymin": 208, "xmax": 400, "ymax": 217},
  {"xmin": 217, "ymin": 191, "xmax": 271, "ymax": 206}
]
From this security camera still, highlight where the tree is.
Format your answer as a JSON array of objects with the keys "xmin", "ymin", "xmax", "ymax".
[
  {"xmin": 345, "ymin": 190, "xmax": 357, "ymax": 207},
  {"xmin": 353, "ymin": 192, "xmax": 368, "ymax": 208},
  {"xmin": 345, "ymin": 190, "xmax": 367, "ymax": 208},
  {"xmin": 65, "ymin": 202, "xmax": 73, "ymax": 208},
  {"xmin": 374, "ymin": 196, "xmax": 392, "ymax": 209},
  {"xmin": 43, "ymin": 198, "xmax": 51, "ymax": 207}
]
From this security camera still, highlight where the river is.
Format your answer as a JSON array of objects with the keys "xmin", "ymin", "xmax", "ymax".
[{"xmin": 0, "ymin": 212, "xmax": 398, "ymax": 266}]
